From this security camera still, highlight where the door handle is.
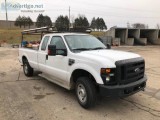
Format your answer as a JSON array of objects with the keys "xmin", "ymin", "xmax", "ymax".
[{"xmin": 46, "ymin": 55, "xmax": 48, "ymax": 60}]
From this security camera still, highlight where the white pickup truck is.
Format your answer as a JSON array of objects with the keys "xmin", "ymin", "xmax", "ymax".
[{"xmin": 19, "ymin": 32, "xmax": 147, "ymax": 108}]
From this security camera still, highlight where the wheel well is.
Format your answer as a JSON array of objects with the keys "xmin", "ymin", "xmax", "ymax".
[
  {"xmin": 71, "ymin": 69, "xmax": 97, "ymax": 86},
  {"xmin": 22, "ymin": 56, "xmax": 27, "ymax": 62}
]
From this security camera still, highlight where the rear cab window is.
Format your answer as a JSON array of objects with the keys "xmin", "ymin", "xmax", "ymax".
[{"xmin": 41, "ymin": 36, "xmax": 50, "ymax": 51}]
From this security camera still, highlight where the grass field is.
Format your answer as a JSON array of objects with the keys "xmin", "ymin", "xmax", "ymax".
[
  {"xmin": 0, "ymin": 28, "xmax": 105, "ymax": 44},
  {"xmin": 0, "ymin": 28, "xmax": 41, "ymax": 44},
  {"xmin": 90, "ymin": 31, "xmax": 106, "ymax": 37}
]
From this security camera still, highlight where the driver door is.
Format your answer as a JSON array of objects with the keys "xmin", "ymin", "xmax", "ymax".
[{"xmin": 45, "ymin": 36, "xmax": 68, "ymax": 85}]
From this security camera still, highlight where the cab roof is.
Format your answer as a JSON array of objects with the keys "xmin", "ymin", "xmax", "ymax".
[{"xmin": 43, "ymin": 33, "xmax": 89, "ymax": 36}]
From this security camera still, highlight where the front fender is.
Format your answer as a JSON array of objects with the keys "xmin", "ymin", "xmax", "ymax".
[{"xmin": 68, "ymin": 63, "xmax": 104, "ymax": 84}]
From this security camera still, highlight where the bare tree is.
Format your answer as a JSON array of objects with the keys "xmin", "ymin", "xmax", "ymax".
[
  {"xmin": 132, "ymin": 23, "xmax": 148, "ymax": 29},
  {"xmin": 70, "ymin": 15, "xmax": 75, "ymax": 28},
  {"xmin": 156, "ymin": 24, "xmax": 160, "ymax": 29},
  {"xmin": 70, "ymin": 15, "xmax": 75, "ymax": 24},
  {"xmin": 127, "ymin": 22, "xmax": 131, "ymax": 28}
]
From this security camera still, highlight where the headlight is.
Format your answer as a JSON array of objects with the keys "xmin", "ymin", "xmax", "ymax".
[
  {"xmin": 106, "ymin": 76, "xmax": 110, "ymax": 81},
  {"xmin": 100, "ymin": 68, "xmax": 116, "ymax": 85}
]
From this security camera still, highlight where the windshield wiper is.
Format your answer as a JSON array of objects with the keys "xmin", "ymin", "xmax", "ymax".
[
  {"xmin": 91, "ymin": 47, "xmax": 106, "ymax": 50},
  {"xmin": 72, "ymin": 48, "xmax": 91, "ymax": 51}
]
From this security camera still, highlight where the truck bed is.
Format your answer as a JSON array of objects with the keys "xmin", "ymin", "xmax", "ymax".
[{"xmin": 19, "ymin": 48, "xmax": 39, "ymax": 70}]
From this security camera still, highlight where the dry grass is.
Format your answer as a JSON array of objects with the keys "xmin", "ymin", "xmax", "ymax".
[
  {"xmin": 90, "ymin": 31, "xmax": 105, "ymax": 37},
  {"xmin": 0, "ymin": 28, "xmax": 105, "ymax": 44},
  {"xmin": 0, "ymin": 28, "xmax": 41, "ymax": 44}
]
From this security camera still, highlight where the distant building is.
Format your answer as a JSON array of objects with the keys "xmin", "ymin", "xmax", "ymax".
[{"xmin": 104, "ymin": 27, "xmax": 160, "ymax": 45}]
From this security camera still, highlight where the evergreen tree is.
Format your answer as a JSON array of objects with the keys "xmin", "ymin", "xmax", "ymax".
[
  {"xmin": 99, "ymin": 18, "xmax": 107, "ymax": 30},
  {"xmin": 26, "ymin": 17, "xmax": 33, "ymax": 28},
  {"xmin": 74, "ymin": 15, "xmax": 89, "ymax": 31},
  {"xmin": 36, "ymin": 14, "xmax": 44, "ymax": 27},
  {"xmin": 21, "ymin": 16, "xmax": 27, "ymax": 28},
  {"xmin": 15, "ymin": 16, "xmax": 34, "ymax": 28},
  {"xmin": 55, "ymin": 15, "xmax": 69, "ymax": 31},
  {"xmin": 95, "ymin": 17, "xmax": 107, "ymax": 30},
  {"xmin": 36, "ymin": 14, "xmax": 52, "ymax": 27},
  {"xmin": 90, "ymin": 17, "xmax": 97, "ymax": 30},
  {"xmin": 43, "ymin": 16, "xmax": 52, "ymax": 27},
  {"xmin": 15, "ymin": 16, "xmax": 23, "ymax": 28}
]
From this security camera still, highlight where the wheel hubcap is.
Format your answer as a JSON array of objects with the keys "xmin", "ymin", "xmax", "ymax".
[{"xmin": 77, "ymin": 84, "xmax": 87, "ymax": 103}]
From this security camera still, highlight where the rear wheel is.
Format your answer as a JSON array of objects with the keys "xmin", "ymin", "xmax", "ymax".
[
  {"xmin": 23, "ymin": 59, "xmax": 33, "ymax": 77},
  {"xmin": 76, "ymin": 77, "xmax": 97, "ymax": 109}
]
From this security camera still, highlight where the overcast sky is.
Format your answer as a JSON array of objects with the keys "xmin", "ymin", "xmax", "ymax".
[{"xmin": 0, "ymin": 0, "xmax": 160, "ymax": 28}]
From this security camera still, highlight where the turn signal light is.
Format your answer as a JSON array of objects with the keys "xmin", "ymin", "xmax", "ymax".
[
  {"xmin": 101, "ymin": 68, "xmax": 111, "ymax": 74},
  {"xmin": 106, "ymin": 68, "xmax": 111, "ymax": 73}
]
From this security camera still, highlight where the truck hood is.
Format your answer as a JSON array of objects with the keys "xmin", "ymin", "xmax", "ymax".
[{"xmin": 79, "ymin": 49, "xmax": 140, "ymax": 62}]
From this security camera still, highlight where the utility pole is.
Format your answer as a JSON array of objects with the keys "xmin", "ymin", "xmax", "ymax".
[
  {"xmin": 5, "ymin": 0, "xmax": 8, "ymax": 21},
  {"xmin": 5, "ymin": 0, "xmax": 9, "ymax": 29},
  {"xmin": 69, "ymin": 6, "xmax": 70, "ymax": 31}
]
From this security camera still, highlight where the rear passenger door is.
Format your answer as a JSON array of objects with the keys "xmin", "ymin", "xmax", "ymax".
[
  {"xmin": 38, "ymin": 36, "xmax": 50, "ymax": 72},
  {"xmin": 45, "ymin": 36, "xmax": 68, "ymax": 84}
]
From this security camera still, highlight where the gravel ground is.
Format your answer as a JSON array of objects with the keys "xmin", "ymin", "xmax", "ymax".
[{"xmin": 0, "ymin": 46, "xmax": 160, "ymax": 120}]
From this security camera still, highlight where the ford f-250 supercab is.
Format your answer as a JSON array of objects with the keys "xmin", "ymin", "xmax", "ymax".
[{"xmin": 19, "ymin": 31, "xmax": 147, "ymax": 108}]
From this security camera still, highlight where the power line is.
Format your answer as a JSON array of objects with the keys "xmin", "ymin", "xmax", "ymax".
[
  {"xmin": 47, "ymin": 0, "xmax": 158, "ymax": 13},
  {"xmin": 45, "ymin": 7, "xmax": 160, "ymax": 19},
  {"xmin": 67, "ymin": 0, "xmax": 159, "ymax": 14},
  {"xmin": 70, "ymin": 9, "xmax": 160, "ymax": 19}
]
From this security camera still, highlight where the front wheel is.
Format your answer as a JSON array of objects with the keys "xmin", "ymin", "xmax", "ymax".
[
  {"xmin": 23, "ymin": 59, "xmax": 33, "ymax": 77},
  {"xmin": 76, "ymin": 77, "xmax": 97, "ymax": 109}
]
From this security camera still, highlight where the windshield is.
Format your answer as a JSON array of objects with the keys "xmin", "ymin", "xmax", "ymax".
[{"xmin": 64, "ymin": 35, "xmax": 106, "ymax": 52}]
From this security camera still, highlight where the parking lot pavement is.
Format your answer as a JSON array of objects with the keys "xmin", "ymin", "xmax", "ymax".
[{"xmin": 0, "ymin": 46, "xmax": 160, "ymax": 120}]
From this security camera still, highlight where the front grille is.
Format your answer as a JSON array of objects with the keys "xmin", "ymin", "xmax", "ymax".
[{"xmin": 115, "ymin": 57, "xmax": 145, "ymax": 85}]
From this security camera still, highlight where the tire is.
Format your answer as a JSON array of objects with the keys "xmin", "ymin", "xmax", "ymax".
[
  {"xmin": 23, "ymin": 59, "xmax": 33, "ymax": 77},
  {"xmin": 75, "ymin": 77, "xmax": 97, "ymax": 109}
]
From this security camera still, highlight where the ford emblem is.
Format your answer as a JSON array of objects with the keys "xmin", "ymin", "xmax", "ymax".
[{"xmin": 135, "ymin": 68, "xmax": 140, "ymax": 73}]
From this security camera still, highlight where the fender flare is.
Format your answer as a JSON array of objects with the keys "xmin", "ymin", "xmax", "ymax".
[{"xmin": 68, "ymin": 63, "xmax": 103, "ymax": 85}]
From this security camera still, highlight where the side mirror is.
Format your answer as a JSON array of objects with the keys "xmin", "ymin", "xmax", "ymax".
[
  {"xmin": 107, "ymin": 44, "xmax": 111, "ymax": 49},
  {"xmin": 48, "ymin": 44, "xmax": 67, "ymax": 56},
  {"xmin": 59, "ymin": 49, "xmax": 67, "ymax": 56},
  {"xmin": 48, "ymin": 45, "xmax": 56, "ymax": 56}
]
